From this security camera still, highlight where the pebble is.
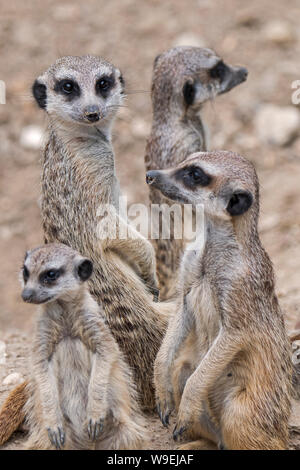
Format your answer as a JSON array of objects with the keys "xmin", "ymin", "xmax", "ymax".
[
  {"xmin": 0, "ymin": 341, "xmax": 6, "ymax": 365},
  {"xmin": 262, "ymin": 20, "xmax": 295, "ymax": 45},
  {"xmin": 254, "ymin": 104, "xmax": 300, "ymax": 146},
  {"xmin": 20, "ymin": 125, "xmax": 43, "ymax": 150},
  {"xmin": 2, "ymin": 372, "xmax": 24, "ymax": 387},
  {"xmin": 173, "ymin": 33, "xmax": 205, "ymax": 48},
  {"xmin": 130, "ymin": 118, "xmax": 149, "ymax": 138}
]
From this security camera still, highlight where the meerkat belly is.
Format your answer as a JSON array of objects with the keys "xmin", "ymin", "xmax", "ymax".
[
  {"xmin": 51, "ymin": 338, "xmax": 92, "ymax": 428},
  {"xmin": 188, "ymin": 281, "xmax": 221, "ymax": 363}
]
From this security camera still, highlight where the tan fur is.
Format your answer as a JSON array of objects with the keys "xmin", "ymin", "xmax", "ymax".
[
  {"xmin": 149, "ymin": 151, "xmax": 293, "ymax": 450},
  {"xmin": 19, "ymin": 243, "xmax": 147, "ymax": 450},
  {"xmin": 145, "ymin": 47, "xmax": 248, "ymax": 300}
]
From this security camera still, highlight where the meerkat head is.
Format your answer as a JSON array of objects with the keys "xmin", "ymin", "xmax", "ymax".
[
  {"xmin": 152, "ymin": 47, "xmax": 247, "ymax": 114},
  {"xmin": 146, "ymin": 151, "xmax": 258, "ymax": 223},
  {"xmin": 21, "ymin": 243, "xmax": 93, "ymax": 305},
  {"xmin": 32, "ymin": 55, "xmax": 124, "ymax": 128}
]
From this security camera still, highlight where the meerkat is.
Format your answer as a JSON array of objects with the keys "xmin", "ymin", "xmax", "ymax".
[
  {"xmin": 0, "ymin": 56, "xmax": 172, "ymax": 444},
  {"xmin": 144, "ymin": 47, "xmax": 248, "ymax": 300},
  {"xmin": 18, "ymin": 243, "xmax": 147, "ymax": 450},
  {"xmin": 146, "ymin": 151, "xmax": 293, "ymax": 450}
]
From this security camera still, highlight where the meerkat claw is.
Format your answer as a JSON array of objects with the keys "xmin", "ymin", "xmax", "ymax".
[
  {"xmin": 47, "ymin": 426, "xmax": 65, "ymax": 449},
  {"xmin": 173, "ymin": 425, "xmax": 187, "ymax": 442},
  {"xmin": 88, "ymin": 418, "xmax": 104, "ymax": 441},
  {"xmin": 152, "ymin": 288, "xmax": 159, "ymax": 302}
]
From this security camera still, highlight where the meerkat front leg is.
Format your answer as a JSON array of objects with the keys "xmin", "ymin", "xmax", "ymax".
[
  {"xmin": 101, "ymin": 214, "xmax": 159, "ymax": 300},
  {"xmin": 86, "ymin": 338, "xmax": 118, "ymax": 441},
  {"xmin": 32, "ymin": 336, "xmax": 65, "ymax": 449},
  {"xmin": 155, "ymin": 296, "xmax": 194, "ymax": 426},
  {"xmin": 173, "ymin": 329, "xmax": 243, "ymax": 442}
]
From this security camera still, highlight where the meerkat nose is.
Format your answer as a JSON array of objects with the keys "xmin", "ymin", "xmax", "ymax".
[
  {"xmin": 84, "ymin": 105, "xmax": 100, "ymax": 122},
  {"xmin": 146, "ymin": 170, "xmax": 160, "ymax": 185},
  {"xmin": 239, "ymin": 67, "xmax": 248, "ymax": 81},
  {"xmin": 22, "ymin": 288, "xmax": 36, "ymax": 303}
]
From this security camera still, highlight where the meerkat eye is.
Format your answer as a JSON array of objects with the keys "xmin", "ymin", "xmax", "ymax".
[
  {"xmin": 39, "ymin": 269, "xmax": 61, "ymax": 284},
  {"xmin": 23, "ymin": 266, "xmax": 29, "ymax": 283},
  {"xmin": 210, "ymin": 61, "xmax": 228, "ymax": 81},
  {"xmin": 96, "ymin": 76, "xmax": 115, "ymax": 97},
  {"xmin": 62, "ymin": 82, "xmax": 74, "ymax": 93},
  {"xmin": 55, "ymin": 79, "xmax": 80, "ymax": 98},
  {"xmin": 187, "ymin": 166, "xmax": 211, "ymax": 187}
]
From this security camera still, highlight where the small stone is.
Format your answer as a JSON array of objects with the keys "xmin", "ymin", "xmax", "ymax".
[
  {"xmin": 262, "ymin": 20, "xmax": 295, "ymax": 45},
  {"xmin": 2, "ymin": 372, "xmax": 24, "ymax": 386},
  {"xmin": 130, "ymin": 118, "xmax": 149, "ymax": 138},
  {"xmin": 0, "ymin": 341, "xmax": 6, "ymax": 365},
  {"xmin": 254, "ymin": 105, "xmax": 300, "ymax": 146},
  {"xmin": 173, "ymin": 33, "xmax": 205, "ymax": 48},
  {"xmin": 20, "ymin": 125, "xmax": 43, "ymax": 150}
]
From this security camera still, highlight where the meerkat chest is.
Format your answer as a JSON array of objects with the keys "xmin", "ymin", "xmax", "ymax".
[{"xmin": 186, "ymin": 277, "xmax": 221, "ymax": 359}]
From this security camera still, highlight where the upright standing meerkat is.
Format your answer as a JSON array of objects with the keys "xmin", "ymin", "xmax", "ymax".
[
  {"xmin": 147, "ymin": 151, "xmax": 293, "ymax": 450},
  {"xmin": 20, "ymin": 243, "xmax": 147, "ymax": 450},
  {"xmin": 0, "ymin": 55, "xmax": 173, "ymax": 444},
  {"xmin": 145, "ymin": 47, "xmax": 248, "ymax": 299}
]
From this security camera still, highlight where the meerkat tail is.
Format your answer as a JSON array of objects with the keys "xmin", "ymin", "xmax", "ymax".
[{"xmin": 0, "ymin": 381, "xmax": 27, "ymax": 446}]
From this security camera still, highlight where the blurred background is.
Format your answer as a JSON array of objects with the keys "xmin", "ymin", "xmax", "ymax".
[{"xmin": 0, "ymin": 0, "xmax": 299, "ymax": 335}]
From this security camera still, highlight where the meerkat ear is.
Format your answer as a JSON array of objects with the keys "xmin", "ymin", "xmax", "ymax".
[
  {"xmin": 77, "ymin": 258, "xmax": 93, "ymax": 281},
  {"xmin": 183, "ymin": 81, "xmax": 195, "ymax": 106},
  {"xmin": 32, "ymin": 79, "xmax": 47, "ymax": 109},
  {"xmin": 226, "ymin": 190, "xmax": 253, "ymax": 216}
]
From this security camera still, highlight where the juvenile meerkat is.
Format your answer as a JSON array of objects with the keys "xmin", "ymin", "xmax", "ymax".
[
  {"xmin": 20, "ymin": 243, "xmax": 147, "ymax": 450},
  {"xmin": 147, "ymin": 151, "xmax": 293, "ymax": 450},
  {"xmin": 0, "ymin": 55, "xmax": 172, "ymax": 445},
  {"xmin": 145, "ymin": 47, "xmax": 248, "ymax": 299}
]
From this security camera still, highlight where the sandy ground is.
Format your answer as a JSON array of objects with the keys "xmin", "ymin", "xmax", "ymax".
[{"xmin": 0, "ymin": 0, "xmax": 299, "ymax": 450}]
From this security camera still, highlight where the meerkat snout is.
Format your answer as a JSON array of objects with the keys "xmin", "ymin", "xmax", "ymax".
[
  {"xmin": 21, "ymin": 243, "xmax": 93, "ymax": 305},
  {"xmin": 83, "ymin": 104, "xmax": 100, "ymax": 122}
]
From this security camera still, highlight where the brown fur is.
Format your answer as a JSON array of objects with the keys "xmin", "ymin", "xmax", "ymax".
[
  {"xmin": 150, "ymin": 151, "xmax": 293, "ymax": 450},
  {"xmin": 145, "ymin": 47, "xmax": 248, "ymax": 300},
  {"xmin": 20, "ymin": 243, "xmax": 147, "ymax": 450}
]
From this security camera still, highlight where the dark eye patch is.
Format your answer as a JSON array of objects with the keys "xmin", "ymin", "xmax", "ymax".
[
  {"xmin": 210, "ymin": 61, "xmax": 229, "ymax": 81},
  {"xmin": 23, "ymin": 265, "xmax": 30, "ymax": 283},
  {"xmin": 54, "ymin": 79, "xmax": 81, "ymax": 100},
  {"xmin": 175, "ymin": 165, "xmax": 212, "ymax": 189},
  {"xmin": 95, "ymin": 75, "xmax": 115, "ymax": 98},
  {"xmin": 39, "ymin": 268, "xmax": 63, "ymax": 285}
]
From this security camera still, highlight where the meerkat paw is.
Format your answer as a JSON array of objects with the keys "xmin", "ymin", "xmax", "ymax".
[
  {"xmin": 47, "ymin": 425, "xmax": 65, "ymax": 449},
  {"xmin": 173, "ymin": 405, "xmax": 193, "ymax": 442},
  {"xmin": 156, "ymin": 390, "xmax": 175, "ymax": 427},
  {"xmin": 151, "ymin": 286, "xmax": 160, "ymax": 302},
  {"xmin": 87, "ymin": 417, "xmax": 105, "ymax": 441}
]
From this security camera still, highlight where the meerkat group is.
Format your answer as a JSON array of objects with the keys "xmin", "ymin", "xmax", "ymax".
[{"xmin": 0, "ymin": 48, "xmax": 299, "ymax": 450}]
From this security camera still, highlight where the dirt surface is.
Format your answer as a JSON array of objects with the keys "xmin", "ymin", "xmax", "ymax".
[{"xmin": 0, "ymin": 0, "xmax": 299, "ymax": 450}]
